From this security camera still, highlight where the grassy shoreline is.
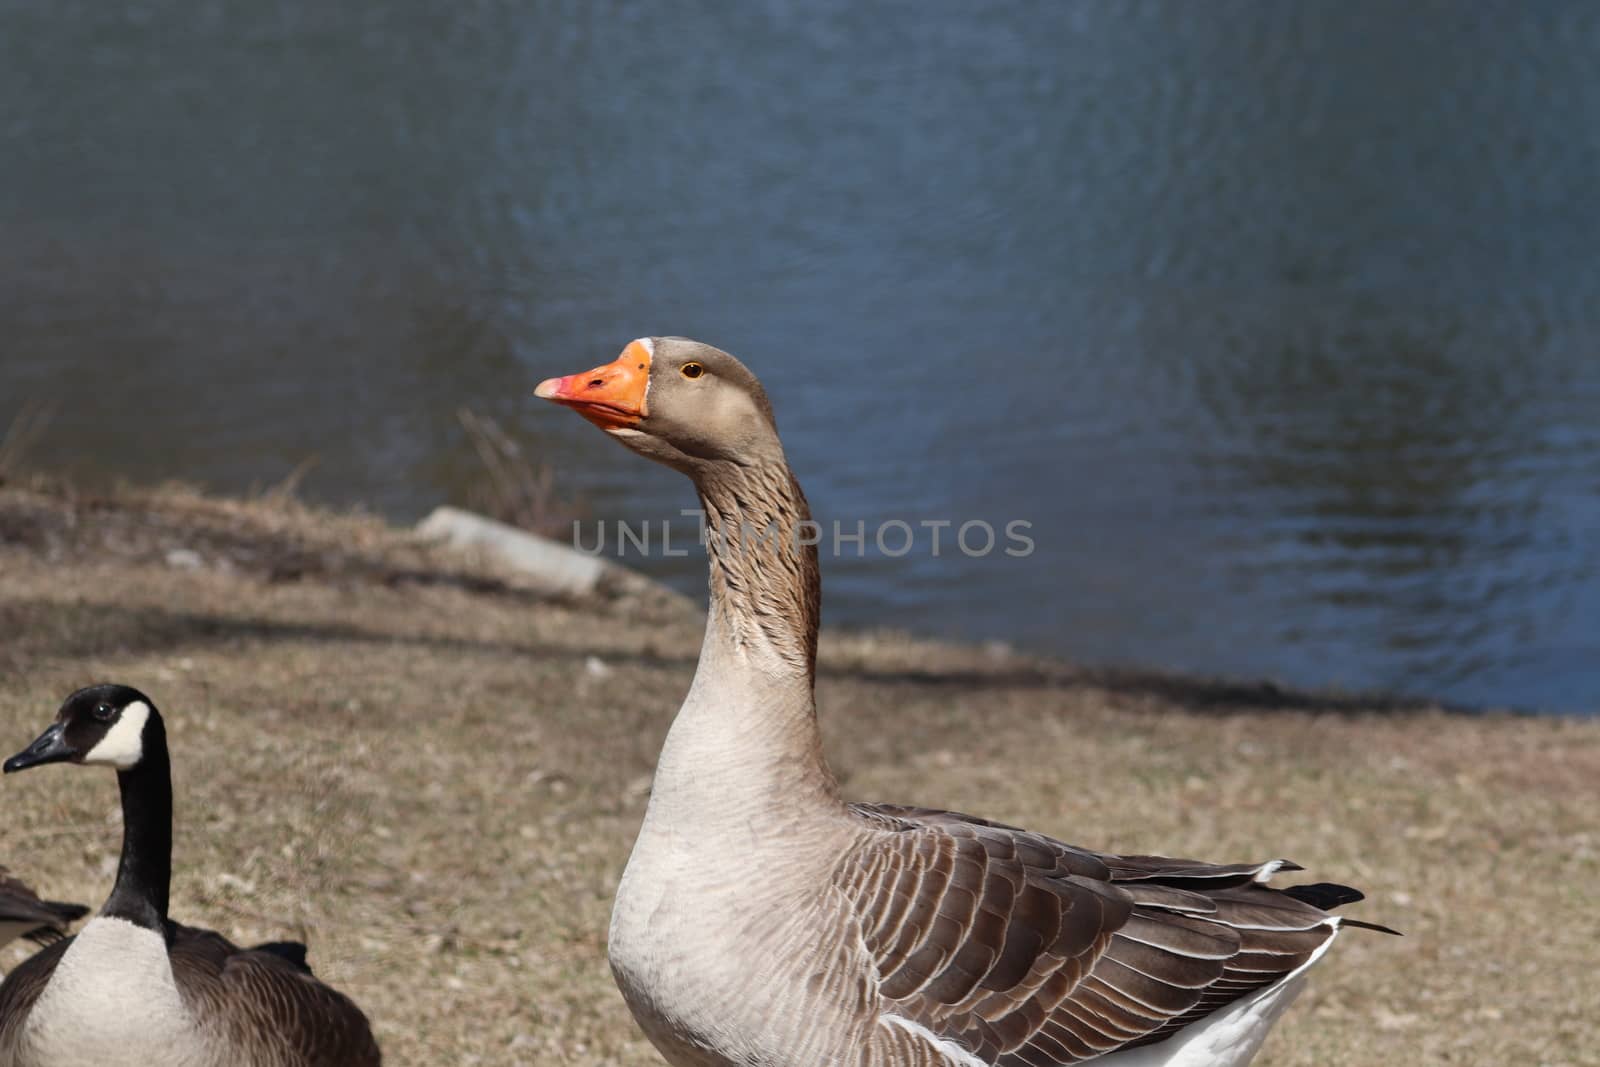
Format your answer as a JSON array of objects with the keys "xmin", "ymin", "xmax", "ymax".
[{"xmin": 1, "ymin": 479, "xmax": 1595, "ymax": 1065}]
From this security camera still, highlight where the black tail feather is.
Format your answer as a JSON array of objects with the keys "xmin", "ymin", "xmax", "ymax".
[
  {"xmin": 251, "ymin": 940, "xmax": 314, "ymax": 973},
  {"xmin": 1281, "ymin": 881, "xmax": 1365, "ymax": 910},
  {"xmin": 1281, "ymin": 882, "xmax": 1401, "ymax": 935}
]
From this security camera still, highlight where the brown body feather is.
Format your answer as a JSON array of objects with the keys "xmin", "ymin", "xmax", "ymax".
[{"xmin": 840, "ymin": 805, "xmax": 1368, "ymax": 1064}]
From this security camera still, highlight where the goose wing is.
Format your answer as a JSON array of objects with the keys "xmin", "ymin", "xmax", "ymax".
[
  {"xmin": 841, "ymin": 804, "xmax": 1349, "ymax": 1065},
  {"xmin": 0, "ymin": 868, "xmax": 89, "ymax": 946},
  {"xmin": 170, "ymin": 923, "xmax": 382, "ymax": 1066}
]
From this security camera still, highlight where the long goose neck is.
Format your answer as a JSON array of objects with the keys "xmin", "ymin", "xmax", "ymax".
[
  {"xmin": 697, "ymin": 459, "xmax": 821, "ymax": 675},
  {"xmin": 647, "ymin": 454, "xmax": 839, "ymax": 824},
  {"xmin": 103, "ymin": 727, "xmax": 173, "ymax": 931}
]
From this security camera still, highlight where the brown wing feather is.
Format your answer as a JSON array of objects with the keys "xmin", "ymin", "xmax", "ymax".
[
  {"xmin": 843, "ymin": 803, "xmax": 1356, "ymax": 1065},
  {"xmin": 0, "ymin": 868, "xmax": 89, "ymax": 945},
  {"xmin": 170, "ymin": 923, "xmax": 382, "ymax": 1066}
]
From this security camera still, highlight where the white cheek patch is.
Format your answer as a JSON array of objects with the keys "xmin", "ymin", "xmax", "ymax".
[{"xmin": 82, "ymin": 701, "xmax": 150, "ymax": 770}]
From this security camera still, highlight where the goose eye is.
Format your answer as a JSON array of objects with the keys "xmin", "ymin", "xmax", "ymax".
[
  {"xmin": 680, "ymin": 362, "xmax": 704, "ymax": 380},
  {"xmin": 93, "ymin": 703, "xmax": 114, "ymax": 722}
]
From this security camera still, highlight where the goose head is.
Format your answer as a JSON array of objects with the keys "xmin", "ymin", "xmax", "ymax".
[
  {"xmin": 4, "ymin": 684, "xmax": 163, "ymax": 774},
  {"xmin": 535, "ymin": 337, "xmax": 785, "ymax": 474}
]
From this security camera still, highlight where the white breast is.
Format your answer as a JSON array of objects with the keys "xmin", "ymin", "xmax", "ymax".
[{"xmin": 21, "ymin": 917, "xmax": 202, "ymax": 1067}]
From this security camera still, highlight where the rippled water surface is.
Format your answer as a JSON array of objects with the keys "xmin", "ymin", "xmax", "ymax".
[{"xmin": 2, "ymin": 2, "xmax": 1597, "ymax": 711}]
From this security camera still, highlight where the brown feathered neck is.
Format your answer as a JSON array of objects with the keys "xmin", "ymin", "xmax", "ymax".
[{"xmin": 692, "ymin": 457, "xmax": 821, "ymax": 679}]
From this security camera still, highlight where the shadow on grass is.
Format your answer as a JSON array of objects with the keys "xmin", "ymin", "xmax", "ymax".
[{"xmin": 0, "ymin": 598, "xmax": 1465, "ymax": 717}]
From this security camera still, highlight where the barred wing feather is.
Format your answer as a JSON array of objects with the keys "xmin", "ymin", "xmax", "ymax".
[{"xmin": 841, "ymin": 805, "xmax": 1353, "ymax": 1065}]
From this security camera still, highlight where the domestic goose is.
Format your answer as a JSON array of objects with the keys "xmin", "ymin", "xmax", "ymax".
[
  {"xmin": 537, "ymin": 338, "xmax": 1394, "ymax": 1067},
  {"xmin": 0, "ymin": 684, "xmax": 382, "ymax": 1066},
  {"xmin": 0, "ymin": 872, "xmax": 87, "ymax": 955}
]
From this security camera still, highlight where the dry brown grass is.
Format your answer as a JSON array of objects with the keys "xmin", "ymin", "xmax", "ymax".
[{"xmin": 0, "ymin": 483, "xmax": 1595, "ymax": 1066}]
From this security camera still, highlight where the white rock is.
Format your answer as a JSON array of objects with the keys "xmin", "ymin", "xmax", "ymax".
[{"xmin": 415, "ymin": 506, "xmax": 606, "ymax": 597}]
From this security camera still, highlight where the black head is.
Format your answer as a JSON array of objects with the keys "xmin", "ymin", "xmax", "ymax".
[{"xmin": 4, "ymin": 684, "xmax": 163, "ymax": 775}]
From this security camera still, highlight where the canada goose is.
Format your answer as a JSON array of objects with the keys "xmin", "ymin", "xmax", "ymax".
[
  {"xmin": 0, "ymin": 684, "xmax": 381, "ymax": 1066},
  {"xmin": 0, "ymin": 872, "xmax": 87, "ymax": 954},
  {"xmin": 537, "ymin": 338, "xmax": 1395, "ymax": 1067}
]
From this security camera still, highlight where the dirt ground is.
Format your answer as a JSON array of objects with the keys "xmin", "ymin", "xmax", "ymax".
[{"xmin": 0, "ymin": 480, "xmax": 1594, "ymax": 1066}]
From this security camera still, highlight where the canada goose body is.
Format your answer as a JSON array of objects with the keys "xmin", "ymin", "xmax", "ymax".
[
  {"xmin": 539, "ymin": 339, "xmax": 1393, "ymax": 1067},
  {"xmin": 0, "ymin": 685, "xmax": 381, "ymax": 1067},
  {"xmin": 0, "ymin": 871, "xmax": 87, "ymax": 952},
  {"xmin": 14, "ymin": 918, "xmax": 195, "ymax": 1066}
]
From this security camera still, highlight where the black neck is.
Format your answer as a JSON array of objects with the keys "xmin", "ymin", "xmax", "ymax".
[{"xmin": 102, "ymin": 725, "xmax": 172, "ymax": 931}]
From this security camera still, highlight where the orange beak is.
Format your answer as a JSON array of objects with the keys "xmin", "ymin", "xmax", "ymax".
[{"xmin": 534, "ymin": 340, "xmax": 652, "ymax": 431}]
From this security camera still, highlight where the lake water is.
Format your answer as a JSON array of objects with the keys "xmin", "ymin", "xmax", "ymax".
[{"xmin": 2, "ymin": 1, "xmax": 1596, "ymax": 712}]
